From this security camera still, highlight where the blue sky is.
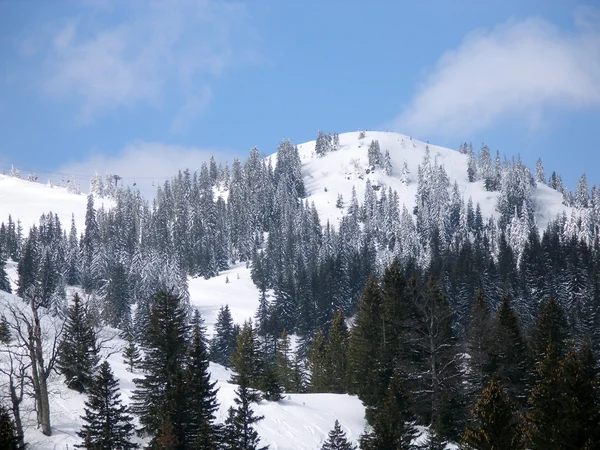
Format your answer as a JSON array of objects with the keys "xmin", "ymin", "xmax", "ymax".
[{"xmin": 1, "ymin": 0, "xmax": 599, "ymax": 194}]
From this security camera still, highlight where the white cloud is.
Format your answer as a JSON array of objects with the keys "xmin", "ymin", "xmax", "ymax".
[
  {"xmin": 58, "ymin": 141, "xmax": 226, "ymax": 199},
  {"xmin": 393, "ymin": 13, "xmax": 600, "ymax": 137},
  {"xmin": 45, "ymin": 0, "xmax": 258, "ymax": 126}
]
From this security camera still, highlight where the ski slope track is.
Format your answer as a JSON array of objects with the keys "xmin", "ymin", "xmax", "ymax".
[{"xmin": 0, "ymin": 131, "xmax": 572, "ymax": 449}]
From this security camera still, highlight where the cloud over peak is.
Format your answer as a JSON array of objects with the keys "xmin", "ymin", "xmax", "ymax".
[{"xmin": 393, "ymin": 12, "xmax": 600, "ymax": 137}]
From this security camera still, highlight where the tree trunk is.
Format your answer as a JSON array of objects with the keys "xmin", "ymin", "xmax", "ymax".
[
  {"xmin": 29, "ymin": 296, "xmax": 52, "ymax": 436},
  {"xmin": 8, "ymin": 375, "xmax": 25, "ymax": 449}
]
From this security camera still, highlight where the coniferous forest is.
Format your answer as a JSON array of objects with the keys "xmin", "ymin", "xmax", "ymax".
[{"xmin": 1, "ymin": 132, "xmax": 600, "ymax": 449}]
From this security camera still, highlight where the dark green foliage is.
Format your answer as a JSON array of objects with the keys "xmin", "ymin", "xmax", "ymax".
[
  {"xmin": 0, "ymin": 403, "xmax": 18, "ymax": 450},
  {"xmin": 360, "ymin": 370, "xmax": 418, "ymax": 450},
  {"xmin": 122, "ymin": 331, "xmax": 141, "ymax": 373},
  {"xmin": 58, "ymin": 293, "xmax": 99, "ymax": 393},
  {"xmin": 414, "ymin": 278, "xmax": 463, "ymax": 440},
  {"xmin": 325, "ymin": 310, "xmax": 349, "ymax": 394},
  {"xmin": 76, "ymin": 361, "xmax": 138, "ymax": 449},
  {"xmin": 101, "ymin": 262, "xmax": 132, "ymax": 329},
  {"xmin": 230, "ymin": 321, "xmax": 262, "ymax": 402},
  {"xmin": 0, "ymin": 248, "xmax": 11, "ymax": 293},
  {"xmin": 16, "ymin": 237, "xmax": 36, "ymax": 299},
  {"xmin": 461, "ymin": 379, "xmax": 522, "ymax": 450},
  {"xmin": 132, "ymin": 289, "xmax": 190, "ymax": 447},
  {"xmin": 525, "ymin": 347, "xmax": 600, "ymax": 449},
  {"xmin": 223, "ymin": 384, "xmax": 267, "ymax": 450},
  {"xmin": 465, "ymin": 289, "xmax": 493, "ymax": 404},
  {"xmin": 347, "ymin": 277, "xmax": 383, "ymax": 417},
  {"xmin": 528, "ymin": 297, "xmax": 570, "ymax": 380},
  {"xmin": 488, "ymin": 296, "xmax": 529, "ymax": 404},
  {"xmin": 322, "ymin": 420, "xmax": 356, "ymax": 450},
  {"xmin": 275, "ymin": 329, "xmax": 294, "ymax": 392},
  {"xmin": 308, "ymin": 329, "xmax": 328, "ymax": 393},
  {"xmin": 211, "ymin": 305, "xmax": 237, "ymax": 367},
  {"xmin": 182, "ymin": 323, "xmax": 221, "ymax": 448},
  {"xmin": 260, "ymin": 362, "xmax": 282, "ymax": 402},
  {"xmin": 0, "ymin": 316, "xmax": 11, "ymax": 344}
]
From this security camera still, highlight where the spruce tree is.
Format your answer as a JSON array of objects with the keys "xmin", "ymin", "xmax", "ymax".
[
  {"xmin": 525, "ymin": 347, "xmax": 600, "ymax": 449},
  {"xmin": 0, "ymin": 316, "xmax": 11, "ymax": 344},
  {"xmin": 528, "ymin": 297, "xmax": 570, "ymax": 381},
  {"xmin": 461, "ymin": 379, "xmax": 522, "ymax": 450},
  {"xmin": 58, "ymin": 293, "xmax": 99, "ymax": 393},
  {"xmin": 223, "ymin": 384, "xmax": 267, "ymax": 450},
  {"xmin": 308, "ymin": 329, "xmax": 328, "ymax": 393},
  {"xmin": 275, "ymin": 329, "xmax": 293, "ymax": 392},
  {"xmin": 465, "ymin": 289, "xmax": 493, "ymax": 404},
  {"xmin": 326, "ymin": 309, "xmax": 349, "ymax": 394},
  {"xmin": 360, "ymin": 370, "xmax": 418, "ymax": 450},
  {"xmin": 122, "ymin": 331, "xmax": 141, "ymax": 373},
  {"xmin": 182, "ymin": 323, "xmax": 221, "ymax": 448},
  {"xmin": 322, "ymin": 420, "xmax": 356, "ymax": 450},
  {"xmin": 260, "ymin": 362, "xmax": 283, "ymax": 402},
  {"xmin": 488, "ymin": 295, "xmax": 529, "ymax": 404},
  {"xmin": 76, "ymin": 361, "xmax": 138, "ymax": 449},
  {"xmin": 347, "ymin": 277, "xmax": 383, "ymax": 419},
  {"xmin": 0, "ymin": 403, "xmax": 18, "ymax": 450},
  {"xmin": 131, "ymin": 289, "xmax": 190, "ymax": 447},
  {"xmin": 230, "ymin": 321, "xmax": 262, "ymax": 402},
  {"xmin": 211, "ymin": 305, "xmax": 236, "ymax": 367},
  {"xmin": 0, "ymin": 249, "xmax": 11, "ymax": 293}
]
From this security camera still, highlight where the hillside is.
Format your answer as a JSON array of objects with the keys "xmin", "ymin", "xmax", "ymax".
[
  {"xmin": 0, "ymin": 130, "xmax": 589, "ymax": 449},
  {"xmin": 290, "ymin": 131, "xmax": 570, "ymax": 232}
]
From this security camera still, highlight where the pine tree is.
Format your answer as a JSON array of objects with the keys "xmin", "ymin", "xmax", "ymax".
[
  {"xmin": 182, "ymin": 323, "xmax": 221, "ymax": 448},
  {"xmin": 0, "ymin": 316, "xmax": 11, "ymax": 344},
  {"xmin": 211, "ymin": 304, "xmax": 236, "ymax": 367},
  {"xmin": 122, "ymin": 331, "xmax": 141, "ymax": 373},
  {"xmin": 0, "ymin": 403, "xmax": 18, "ymax": 450},
  {"xmin": 488, "ymin": 296, "xmax": 529, "ymax": 404},
  {"xmin": 360, "ymin": 370, "xmax": 418, "ymax": 450},
  {"xmin": 367, "ymin": 140, "xmax": 382, "ymax": 168},
  {"xmin": 308, "ymin": 329, "xmax": 328, "ymax": 393},
  {"xmin": 260, "ymin": 362, "xmax": 283, "ymax": 402},
  {"xmin": 528, "ymin": 297, "xmax": 570, "ymax": 381},
  {"xmin": 535, "ymin": 158, "xmax": 545, "ymax": 185},
  {"xmin": 230, "ymin": 321, "xmax": 262, "ymax": 401},
  {"xmin": 223, "ymin": 384, "xmax": 267, "ymax": 450},
  {"xmin": 525, "ymin": 347, "xmax": 600, "ymax": 449},
  {"xmin": 275, "ymin": 329, "xmax": 293, "ymax": 392},
  {"xmin": 347, "ymin": 277, "xmax": 383, "ymax": 420},
  {"xmin": 461, "ymin": 379, "xmax": 522, "ymax": 450},
  {"xmin": 465, "ymin": 289, "xmax": 493, "ymax": 403},
  {"xmin": 321, "ymin": 420, "xmax": 356, "ymax": 450},
  {"xmin": 575, "ymin": 173, "xmax": 590, "ymax": 208},
  {"xmin": 326, "ymin": 309, "xmax": 349, "ymax": 394},
  {"xmin": 132, "ymin": 289, "xmax": 190, "ymax": 446},
  {"xmin": 76, "ymin": 361, "xmax": 138, "ymax": 449},
  {"xmin": 58, "ymin": 293, "xmax": 99, "ymax": 393},
  {"xmin": 0, "ymin": 249, "xmax": 11, "ymax": 293}
]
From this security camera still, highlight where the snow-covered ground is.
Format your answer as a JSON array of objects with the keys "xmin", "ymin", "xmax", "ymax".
[
  {"xmin": 286, "ymin": 131, "xmax": 570, "ymax": 232},
  {"xmin": 0, "ymin": 130, "xmax": 573, "ymax": 448},
  {"xmin": 1, "ymin": 266, "xmax": 367, "ymax": 449}
]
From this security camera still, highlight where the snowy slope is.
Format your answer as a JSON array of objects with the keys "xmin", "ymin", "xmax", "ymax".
[
  {"xmin": 0, "ymin": 174, "xmax": 112, "ymax": 233},
  {"xmin": 0, "ymin": 130, "xmax": 575, "ymax": 449},
  {"xmin": 283, "ymin": 131, "xmax": 570, "ymax": 232},
  {"xmin": 0, "ymin": 285, "xmax": 367, "ymax": 449}
]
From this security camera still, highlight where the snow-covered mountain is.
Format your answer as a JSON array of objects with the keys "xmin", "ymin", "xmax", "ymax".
[
  {"xmin": 0, "ymin": 131, "xmax": 578, "ymax": 449},
  {"xmin": 288, "ymin": 131, "xmax": 570, "ymax": 232}
]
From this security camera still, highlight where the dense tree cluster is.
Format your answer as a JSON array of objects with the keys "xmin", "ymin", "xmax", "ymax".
[{"xmin": 1, "ymin": 132, "xmax": 600, "ymax": 448}]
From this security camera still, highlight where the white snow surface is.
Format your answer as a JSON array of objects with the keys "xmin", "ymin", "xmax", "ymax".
[
  {"xmin": 0, "ymin": 131, "xmax": 572, "ymax": 449},
  {"xmin": 0, "ymin": 174, "xmax": 115, "ymax": 233},
  {"xmin": 284, "ymin": 131, "xmax": 569, "ymax": 232}
]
